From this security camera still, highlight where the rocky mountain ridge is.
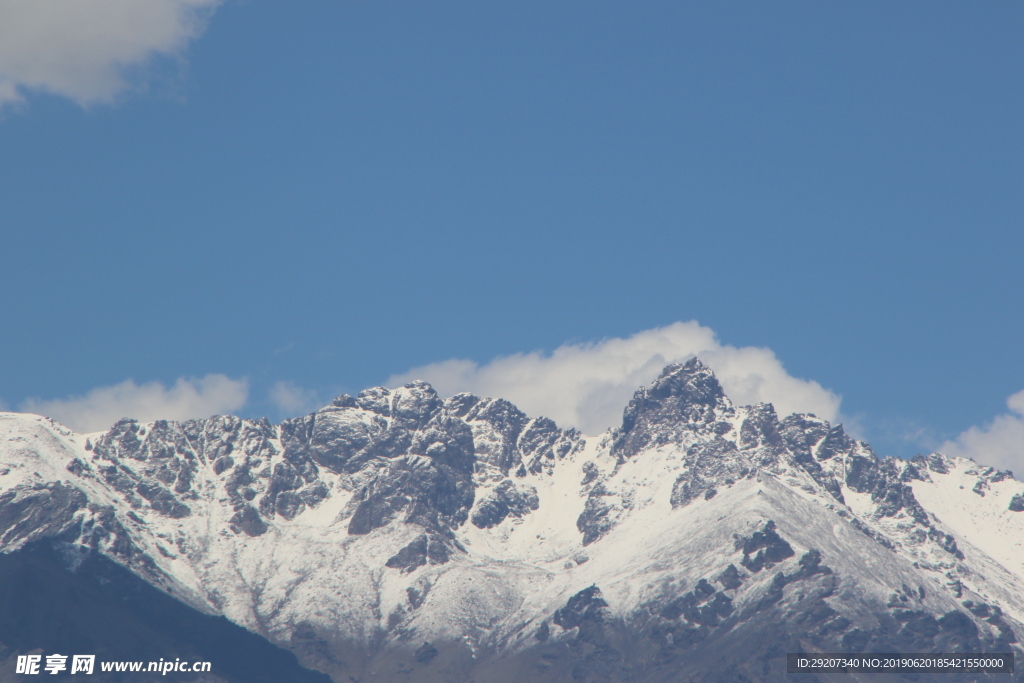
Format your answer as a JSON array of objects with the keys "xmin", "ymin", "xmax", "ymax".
[{"xmin": 2, "ymin": 358, "xmax": 1024, "ymax": 681}]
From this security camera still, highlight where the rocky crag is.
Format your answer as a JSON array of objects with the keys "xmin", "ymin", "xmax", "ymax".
[{"xmin": 2, "ymin": 358, "xmax": 1023, "ymax": 682}]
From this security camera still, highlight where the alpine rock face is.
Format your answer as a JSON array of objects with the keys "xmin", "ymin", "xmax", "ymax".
[{"xmin": 2, "ymin": 358, "xmax": 1024, "ymax": 681}]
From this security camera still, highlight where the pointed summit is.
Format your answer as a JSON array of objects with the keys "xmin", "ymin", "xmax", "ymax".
[
  {"xmin": 612, "ymin": 358, "xmax": 734, "ymax": 459},
  {"xmin": 645, "ymin": 357, "xmax": 727, "ymax": 406}
]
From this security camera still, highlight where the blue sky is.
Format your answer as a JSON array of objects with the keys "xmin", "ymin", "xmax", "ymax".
[{"xmin": 1, "ymin": 2, "xmax": 1021, "ymax": 466}]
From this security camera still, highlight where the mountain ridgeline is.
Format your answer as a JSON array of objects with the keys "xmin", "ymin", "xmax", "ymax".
[{"xmin": 2, "ymin": 358, "xmax": 1023, "ymax": 682}]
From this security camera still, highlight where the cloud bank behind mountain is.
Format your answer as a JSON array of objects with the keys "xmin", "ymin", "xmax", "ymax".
[{"xmin": 390, "ymin": 321, "xmax": 843, "ymax": 436}]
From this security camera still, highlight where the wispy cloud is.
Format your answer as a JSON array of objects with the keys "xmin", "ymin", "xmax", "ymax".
[
  {"xmin": 389, "ymin": 321, "xmax": 842, "ymax": 435},
  {"xmin": 20, "ymin": 374, "xmax": 248, "ymax": 433},
  {"xmin": 0, "ymin": 0, "xmax": 221, "ymax": 109},
  {"xmin": 269, "ymin": 380, "xmax": 320, "ymax": 417},
  {"xmin": 940, "ymin": 389, "xmax": 1024, "ymax": 473}
]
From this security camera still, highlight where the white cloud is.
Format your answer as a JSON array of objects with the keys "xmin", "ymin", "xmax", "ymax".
[
  {"xmin": 269, "ymin": 381, "xmax": 320, "ymax": 417},
  {"xmin": 20, "ymin": 374, "xmax": 248, "ymax": 433},
  {"xmin": 940, "ymin": 389, "xmax": 1024, "ymax": 473},
  {"xmin": 0, "ymin": 0, "xmax": 221, "ymax": 108},
  {"xmin": 389, "ymin": 321, "xmax": 842, "ymax": 435}
]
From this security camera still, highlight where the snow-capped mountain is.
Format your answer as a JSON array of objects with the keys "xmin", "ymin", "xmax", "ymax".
[{"xmin": 2, "ymin": 358, "xmax": 1023, "ymax": 682}]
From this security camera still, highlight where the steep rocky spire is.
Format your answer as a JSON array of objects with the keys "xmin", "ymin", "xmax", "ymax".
[{"xmin": 612, "ymin": 357, "xmax": 734, "ymax": 459}]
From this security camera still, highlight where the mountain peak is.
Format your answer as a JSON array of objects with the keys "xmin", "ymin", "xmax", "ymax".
[
  {"xmin": 4, "ymin": 364, "xmax": 1024, "ymax": 682},
  {"xmin": 612, "ymin": 358, "xmax": 734, "ymax": 459},
  {"xmin": 647, "ymin": 357, "xmax": 725, "ymax": 405}
]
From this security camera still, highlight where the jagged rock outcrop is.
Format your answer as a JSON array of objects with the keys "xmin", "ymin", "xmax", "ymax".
[{"xmin": 2, "ymin": 362, "xmax": 1023, "ymax": 683}]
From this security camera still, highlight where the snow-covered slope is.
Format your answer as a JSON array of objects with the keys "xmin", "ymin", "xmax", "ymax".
[{"xmin": 2, "ymin": 359, "xmax": 1023, "ymax": 682}]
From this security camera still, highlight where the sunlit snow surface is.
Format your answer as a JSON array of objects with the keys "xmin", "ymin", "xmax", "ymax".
[{"xmin": 3, "ymin": 364, "xmax": 1024, "ymax": 680}]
